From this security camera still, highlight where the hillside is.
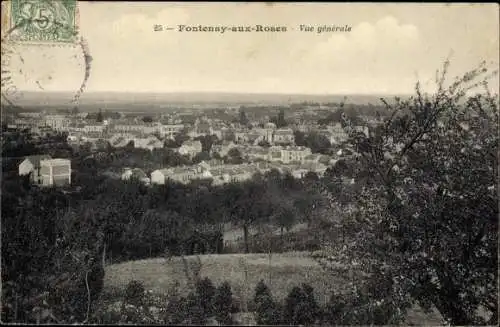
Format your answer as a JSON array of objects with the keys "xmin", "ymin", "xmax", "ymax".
[{"xmin": 103, "ymin": 252, "xmax": 444, "ymax": 325}]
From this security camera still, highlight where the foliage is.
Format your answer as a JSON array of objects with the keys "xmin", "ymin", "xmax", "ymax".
[
  {"xmin": 195, "ymin": 277, "xmax": 216, "ymax": 316},
  {"xmin": 254, "ymin": 280, "xmax": 282, "ymax": 325},
  {"xmin": 305, "ymin": 131, "xmax": 332, "ymax": 154},
  {"xmin": 163, "ymin": 295, "xmax": 187, "ymax": 325},
  {"xmin": 96, "ymin": 109, "xmax": 103, "ymax": 123},
  {"xmin": 271, "ymin": 108, "xmax": 288, "ymax": 128},
  {"xmin": 318, "ymin": 61, "xmax": 499, "ymax": 325},
  {"xmin": 226, "ymin": 147, "xmax": 244, "ymax": 164},
  {"xmin": 283, "ymin": 283, "xmax": 320, "ymax": 325},
  {"xmin": 124, "ymin": 280, "xmax": 145, "ymax": 306},
  {"xmin": 1, "ymin": 183, "xmax": 106, "ymax": 324},
  {"xmin": 239, "ymin": 109, "xmax": 249, "ymax": 126},
  {"xmin": 293, "ymin": 130, "xmax": 306, "ymax": 146},
  {"xmin": 142, "ymin": 115, "xmax": 153, "ymax": 123},
  {"xmin": 185, "ymin": 292, "xmax": 208, "ymax": 325},
  {"xmin": 214, "ymin": 281, "xmax": 234, "ymax": 325},
  {"xmin": 257, "ymin": 140, "xmax": 270, "ymax": 147}
]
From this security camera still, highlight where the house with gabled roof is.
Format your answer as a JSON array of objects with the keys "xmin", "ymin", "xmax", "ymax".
[
  {"xmin": 121, "ymin": 168, "xmax": 150, "ymax": 184},
  {"xmin": 18, "ymin": 154, "xmax": 52, "ymax": 184}
]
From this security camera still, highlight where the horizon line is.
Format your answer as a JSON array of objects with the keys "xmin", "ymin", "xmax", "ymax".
[{"xmin": 16, "ymin": 90, "xmax": 414, "ymax": 96}]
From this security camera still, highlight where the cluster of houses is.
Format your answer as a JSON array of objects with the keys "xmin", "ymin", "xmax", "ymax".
[
  {"xmin": 122, "ymin": 159, "xmax": 330, "ymax": 186},
  {"xmin": 7, "ymin": 112, "xmax": 367, "ymax": 152},
  {"xmin": 7, "ymin": 109, "xmax": 375, "ymax": 189}
]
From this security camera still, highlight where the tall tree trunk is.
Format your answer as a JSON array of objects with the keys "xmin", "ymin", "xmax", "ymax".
[
  {"xmin": 243, "ymin": 224, "xmax": 249, "ymax": 254},
  {"xmin": 280, "ymin": 226, "xmax": 284, "ymax": 251},
  {"xmin": 102, "ymin": 243, "xmax": 106, "ymax": 268}
]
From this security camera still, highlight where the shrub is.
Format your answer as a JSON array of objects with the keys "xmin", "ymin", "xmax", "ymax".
[
  {"xmin": 195, "ymin": 277, "xmax": 216, "ymax": 316},
  {"xmin": 321, "ymin": 292, "xmax": 347, "ymax": 324},
  {"xmin": 255, "ymin": 293, "xmax": 282, "ymax": 325},
  {"xmin": 163, "ymin": 295, "xmax": 187, "ymax": 325},
  {"xmin": 253, "ymin": 279, "xmax": 270, "ymax": 305},
  {"xmin": 124, "ymin": 280, "xmax": 145, "ymax": 306},
  {"xmin": 254, "ymin": 280, "xmax": 282, "ymax": 325},
  {"xmin": 185, "ymin": 292, "xmax": 207, "ymax": 325},
  {"xmin": 283, "ymin": 283, "xmax": 320, "ymax": 325},
  {"xmin": 214, "ymin": 281, "xmax": 233, "ymax": 325}
]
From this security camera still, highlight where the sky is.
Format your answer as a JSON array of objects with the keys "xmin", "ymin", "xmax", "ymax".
[{"xmin": 3, "ymin": 2, "xmax": 499, "ymax": 95}]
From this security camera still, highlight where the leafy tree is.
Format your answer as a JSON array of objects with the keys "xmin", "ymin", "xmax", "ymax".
[
  {"xmin": 239, "ymin": 109, "xmax": 249, "ymax": 126},
  {"xmin": 194, "ymin": 134, "xmax": 218, "ymax": 153},
  {"xmin": 174, "ymin": 132, "xmax": 190, "ymax": 147},
  {"xmin": 142, "ymin": 116, "xmax": 153, "ymax": 123},
  {"xmin": 192, "ymin": 151, "xmax": 211, "ymax": 164},
  {"xmin": 185, "ymin": 292, "xmax": 207, "ymax": 325},
  {"xmin": 271, "ymin": 108, "xmax": 287, "ymax": 128},
  {"xmin": 96, "ymin": 109, "xmax": 103, "ymax": 123},
  {"xmin": 318, "ymin": 62, "xmax": 499, "ymax": 325},
  {"xmin": 322, "ymin": 292, "xmax": 347, "ymax": 324},
  {"xmin": 305, "ymin": 132, "xmax": 331, "ymax": 154},
  {"xmin": 124, "ymin": 280, "xmax": 145, "ymax": 307},
  {"xmin": 195, "ymin": 277, "xmax": 216, "ymax": 317},
  {"xmin": 254, "ymin": 280, "xmax": 282, "ymax": 325},
  {"xmin": 253, "ymin": 279, "xmax": 270, "ymax": 305},
  {"xmin": 226, "ymin": 148, "xmax": 244, "ymax": 165},
  {"xmin": 214, "ymin": 281, "xmax": 233, "ymax": 325},
  {"xmin": 293, "ymin": 130, "xmax": 306, "ymax": 146},
  {"xmin": 257, "ymin": 140, "xmax": 270, "ymax": 147},
  {"xmin": 163, "ymin": 295, "xmax": 187, "ymax": 325},
  {"xmin": 283, "ymin": 284, "xmax": 320, "ymax": 325}
]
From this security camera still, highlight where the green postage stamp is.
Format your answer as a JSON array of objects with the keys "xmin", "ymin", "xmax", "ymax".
[{"xmin": 9, "ymin": 0, "xmax": 78, "ymax": 42}]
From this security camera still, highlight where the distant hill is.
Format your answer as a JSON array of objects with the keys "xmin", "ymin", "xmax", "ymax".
[{"xmin": 6, "ymin": 91, "xmax": 409, "ymax": 112}]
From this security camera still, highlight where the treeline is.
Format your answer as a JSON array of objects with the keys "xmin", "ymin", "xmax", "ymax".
[{"xmin": 1, "ymin": 162, "xmax": 352, "ymax": 323}]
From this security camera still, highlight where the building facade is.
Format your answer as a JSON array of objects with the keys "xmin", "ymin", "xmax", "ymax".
[{"xmin": 39, "ymin": 158, "xmax": 71, "ymax": 186}]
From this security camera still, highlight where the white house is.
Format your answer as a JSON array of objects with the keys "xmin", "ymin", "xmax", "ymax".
[
  {"xmin": 18, "ymin": 154, "xmax": 52, "ymax": 184},
  {"xmin": 165, "ymin": 166, "xmax": 212, "ymax": 184},
  {"xmin": 134, "ymin": 135, "xmax": 163, "ymax": 151},
  {"xmin": 151, "ymin": 168, "xmax": 173, "ymax": 185},
  {"xmin": 39, "ymin": 158, "xmax": 72, "ymax": 186},
  {"xmin": 121, "ymin": 168, "xmax": 150, "ymax": 184},
  {"xmin": 177, "ymin": 140, "xmax": 202, "ymax": 157},
  {"xmin": 268, "ymin": 146, "xmax": 312, "ymax": 164},
  {"xmin": 211, "ymin": 141, "xmax": 236, "ymax": 157},
  {"xmin": 273, "ymin": 128, "xmax": 295, "ymax": 145}
]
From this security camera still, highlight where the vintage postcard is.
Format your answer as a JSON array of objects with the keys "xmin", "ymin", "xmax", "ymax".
[{"xmin": 1, "ymin": 2, "xmax": 498, "ymax": 325}]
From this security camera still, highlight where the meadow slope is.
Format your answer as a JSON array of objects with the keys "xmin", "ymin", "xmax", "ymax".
[{"xmin": 104, "ymin": 251, "xmax": 444, "ymax": 325}]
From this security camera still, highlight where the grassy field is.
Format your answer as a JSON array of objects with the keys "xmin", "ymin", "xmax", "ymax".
[{"xmin": 103, "ymin": 251, "xmax": 444, "ymax": 325}]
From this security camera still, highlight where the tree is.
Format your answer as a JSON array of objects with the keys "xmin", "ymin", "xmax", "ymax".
[
  {"xmin": 185, "ymin": 292, "xmax": 207, "ymax": 325},
  {"xmin": 198, "ymin": 134, "xmax": 218, "ymax": 153},
  {"xmin": 317, "ymin": 61, "xmax": 499, "ymax": 325},
  {"xmin": 214, "ymin": 282, "xmax": 233, "ymax": 325},
  {"xmin": 163, "ymin": 295, "xmax": 187, "ymax": 325},
  {"xmin": 283, "ymin": 284, "xmax": 320, "ymax": 325},
  {"xmin": 322, "ymin": 292, "xmax": 348, "ymax": 324},
  {"xmin": 271, "ymin": 199, "xmax": 296, "ymax": 247},
  {"xmin": 174, "ymin": 132, "xmax": 190, "ymax": 147},
  {"xmin": 124, "ymin": 280, "xmax": 145, "ymax": 307},
  {"xmin": 239, "ymin": 109, "xmax": 249, "ymax": 126},
  {"xmin": 142, "ymin": 116, "xmax": 153, "ymax": 123},
  {"xmin": 254, "ymin": 280, "xmax": 281, "ymax": 325},
  {"xmin": 257, "ymin": 140, "xmax": 270, "ymax": 147},
  {"xmin": 96, "ymin": 109, "xmax": 103, "ymax": 123},
  {"xmin": 226, "ymin": 148, "xmax": 243, "ymax": 165},
  {"xmin": 293, "ymin": 130, "xmax": 306, "ymax": 146},
  {"xmin": 195, "ymin": 277, "xmax": 216, "ymax": 317},
  {"xmin": 305, "ymin": 132, "xmax": 331, "ymax": 154},
  {"xmin": 192, "ymin": 151, "xmax": 211, "ymax": 164}
]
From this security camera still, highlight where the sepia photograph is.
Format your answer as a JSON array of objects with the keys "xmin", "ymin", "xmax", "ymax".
[{"xmin": 1, "ymin": 1, "xmax": 498, "ymax": 325}]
